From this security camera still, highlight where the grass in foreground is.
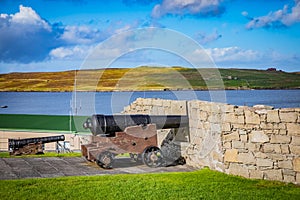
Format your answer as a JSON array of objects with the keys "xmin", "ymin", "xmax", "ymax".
[
  {"xmin": 0, "ymin": 168, "xmax": 299, "ymax": 200},
  {"xmin": 0, "ymin": 151, "xmax": 81, "ymax": 158}
]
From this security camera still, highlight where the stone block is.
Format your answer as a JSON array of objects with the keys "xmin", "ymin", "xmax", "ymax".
[
  {"xmin": 224, "ymin": 149, "xmax": 238, "ymax": 162},
  {"xmin": 225, "ymin": 104, "xmax": 234, "ymax": 113},
  {"xmin": 255, "ymin": 152, "xmax": 268, "ymax": 159},
  {"xmin": 291, "ymin": 136, "xmax": 300, "ymax": 146},
  {"xmin": 240, "ymin": 135, "xmax": 248, "ymax": 142},
  {"xmin": 260, "ymin": 122, "xmax": 273, "ymax": 130},
  {"xmin": 269, "ymin": 154, "xmax": 285, "ymax": 161},
  {"xmin": 239, "ymin": 130, "xmax": 247, "ymax": 135},
  {"xmin": 287, "ymin": 123, "xmax": 300, "ymax": 136},
  {"xmin": 249, "ymin": 169, "xmax": 263, "ymax": 179},
  {"xmin": 237, "ymin": 152, "xmax": 255, "ymax": 164},
  {"xmin": 245, "ymin": 109, "xmax": 260, "ymax": 124},
  {"xmin": 250, "ymin": 131, "xmax": 269, "ymax": 143},
  {"xmin": 232, "ymin": 141, "xmax": 245, "ymax": 149},
  {"xmin": 221, "ymin": 123, "xmax": 231, "ymax": 132},
  {"xmin": 267, "ymin": 110, "xmax": 280, "ymax": 123},
  {"xmin": 224, "ymin": 113, "xmax": 244, "ymax": 124},
  {"xmin": 278, "ymin": 129, "xmax": 287, "ymax": 135},
  {"xmin": 296, "ymin": 173, "xmax": 300, "ymax": 183},
  {"xmin": 280, "ymin": 145, "xmax": 290, "ymax": 154},
  {"xmin": 283, "ymin": 175, "xmax": 295, "ymax": 183},
  {"xmin": 234, "ymin": 106, "xmax": 245, "ymax": 115},
  {"xmin": 290, "ymin": 145, "xmax": 300, "ymax": 155},
  {"xmin": 283, "ymin": 169, "xmax": 296, "ymax": 176},
  {"xmin": 257, "ymin": 158, "xmax": 273, "ymax": 167},
  {"xmin": 278, "ymin": 160, "xmax": 293, "ymax": 169},
  {"xmin": 263, "ymin": 144, "xmax": 281, "ymax": 153},
  {"xmin": 223, "ymin": 142, "xmax": 231, "ymax": 149},
  {"xmin": 223, "ymin": 131, "xmax": 239, "ymax": 142},
  {"xmin": 264, "ymin": 169, "xmax": 283, "ymax": 181},
  {"xmin": 245, "ymin": 143, "xmax": 256, "ymax": 151},
  {"xmin": 293, "ymin": 158, "xmax": 300, "ymax": 172},
  {"xmin": 279, "ymin": 111, "xmax": 298, "ymax": 123},
  {"xmin": 270, "ymin": 135, "xmax": 291, "ymax": 144},
  {"xmin": 228, "ymin": 163, "xmax": 249, "ymax": 178}
]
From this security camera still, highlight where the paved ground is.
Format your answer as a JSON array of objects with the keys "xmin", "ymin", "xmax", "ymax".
[{"xmin": 0, "ymin": 157, "xmax": 196, "ymax": 180}]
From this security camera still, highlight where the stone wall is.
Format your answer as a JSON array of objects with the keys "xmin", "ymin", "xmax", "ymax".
[{"xmin": 123, "ymin": 98, "xmax": 300, "ymax": 184}]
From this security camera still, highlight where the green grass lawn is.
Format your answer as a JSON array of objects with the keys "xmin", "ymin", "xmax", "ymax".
[
  {"xmin": 0, "ymin": 168, "xmax": 299, "ymax": 200},
  {"xmin": 0, "ymin": 151, "xmax": 82, "ymax": 158}
]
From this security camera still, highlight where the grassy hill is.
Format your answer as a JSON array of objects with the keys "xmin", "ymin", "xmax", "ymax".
[{"xmin": 0, "ymin": 67, "xmax": 299, "ymax": 91}]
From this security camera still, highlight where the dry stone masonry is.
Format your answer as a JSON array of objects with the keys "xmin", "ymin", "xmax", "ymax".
[{"xmin": 123, "ymin": 98, "xmax": 300, "ymax": 184}]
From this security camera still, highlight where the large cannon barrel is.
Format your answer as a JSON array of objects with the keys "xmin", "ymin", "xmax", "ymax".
[
  {"xmin": 83, "ymin": 114, "xmax": 189, "ymax": 136},
  {"xmin": 8, "ymin": 135, "xmax": 65, "ymax": 149}
]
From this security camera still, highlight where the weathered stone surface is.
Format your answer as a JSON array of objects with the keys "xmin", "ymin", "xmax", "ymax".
[
  {"xmin": 232, "ymin": 141, "xmax": 244, "ymax": 149},
  {"xmin": 278, "ymin": 160, "xmax": 293, "ymax": 169},
  {"xmin": 170, "ymin": 100, "xmax": 187, "ymax": 115},
  {"xmin": 296, "ymin": 173, "xmax": 300, "ymax": 183},
  {"xmin": 240, "ymin": 135, "xmax": 247, "ymax": 142},
  {"xmin": 245, "ymin": 109, "xmax": 260, "ymax": 124},
  {"xmin": 255, "ymin": 152, "xmax": 268, "ymax": 158},
  {"xmin": 250, "ymin": 131, "xmax": 269, "ymax": 143},
  {"xmin": 249, "ymin": 169, "xmax": 263, "ymax": 179},
  {"xmin": 290, "ymin": 145, "xmax": 300, "ymax": 155},
  {"xmin": 224, "ymin": 113, "xmax": 244, "ymax": 124},
  {"xmin": 227, "ymin": 163, "xmax": 249, "ymax": 178},
  {"xmin": 270, "ymin": 135, "xmax": 291, "ymax": 144},
  {"xmin": 287, "ymin": 123, "xmax": 300, "ymax": 136},
  {"xmin": 279, "ymin": 111, "xmax": 298, "ymax": 123},
  {"xmin": 257, "ymin": 158, "xmax": 273, "ymax": 167},
  {"xmin": 260, "ymin": 122, "xmax": 273, "ymax": 130},
  {"xmin": 264, "ymin": 169, "xmax": 283, "ymax": 181},
  {"xmin": 221, "ymin": 123, "xmax": 231, "ymax": 132},
  {"xmin": 263, "ymin": 144, "xmax": 281, "ymax": 153},
  {"xmin": 224, "ymin": 149, "xmax": 238, "ymax": 162},
  {"xmin": 223, "ymin": 142, "xmax": 231, "ymax": 149},
  {"xmin": 237, "ymin": 152, "xmax": 255, "ymax": 164},
  {"xmin": 293, "ymin": 158, "xmax": 300, "ymax": 172},
  {"xmin": 278, "ymin": 129, "xmax": 287, "ymax": 135},
  {"xmin": 223, "ymin": 131, "xmax": 239, "ymax": 142},
  {"xmin": 283, "ymin": 175, "xmax": 295, "ymax": 183},
  {"xmin": 267, "ymin": 110, "xmax": 280, "ymax": 123},
  {"xmin": 245, "ymin": 143, "xmax": 257, "ymax": 151},
  {"xmin": 280, "ymin": 145, "xmax": 290, "ymax": 154},
  {"xmin": 291, "ymin": 136, "xmax": 300, "ymax": 146},
  {"xmin": 199, "ymin": 111, "xmax": 208, "ymax": 121}
]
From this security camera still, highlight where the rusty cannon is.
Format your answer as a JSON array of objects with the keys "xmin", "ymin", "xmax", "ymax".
[
  {"xmin": 8, "ymin": 135, "xmax": 65, "ymax": 156},
  {"xmin": 81, "ymin": 114, "xmax": 189, "ymax": 169}
]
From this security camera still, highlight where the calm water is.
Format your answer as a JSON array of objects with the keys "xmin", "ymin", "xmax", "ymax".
[{"xmin": 0, "ymin": 90, "xmax": 299, "ymax": 115}]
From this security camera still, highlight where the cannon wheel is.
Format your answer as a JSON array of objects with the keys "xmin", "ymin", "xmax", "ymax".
[
  {"xmin": 130, "ymin": 153, "xmax": 141, "ymax": 162},
  {"xmin": 142, "ymin": 146, "xmax": 163, "ymax": 168},
  {"xmin": 96, "ymin": 151, "xmax": 114, "ymax": 169}
]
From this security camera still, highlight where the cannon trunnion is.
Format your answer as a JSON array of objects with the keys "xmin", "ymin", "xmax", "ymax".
[
  {"xmin": 9, "ymin": 135, "xmax": 65, "ymax": 156},
  {"xmin": 81, "ymin": 114, "xmax": 188, "ymax": 169}
]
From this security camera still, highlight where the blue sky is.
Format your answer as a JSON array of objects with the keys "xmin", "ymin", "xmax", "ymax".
[{"xmin": 0, "ymin": 0, "xmax": 300, "ymax": 73}]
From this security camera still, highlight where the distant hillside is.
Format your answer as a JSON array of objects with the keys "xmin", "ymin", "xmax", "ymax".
[{"xmin": 0, "ymin": 67, "xmax": 299, "ymax": 92}]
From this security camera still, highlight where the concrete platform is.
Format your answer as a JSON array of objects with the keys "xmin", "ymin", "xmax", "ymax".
[{"xmin": 0, "ymin": 157, "xmax": 196, "ymax": 180}]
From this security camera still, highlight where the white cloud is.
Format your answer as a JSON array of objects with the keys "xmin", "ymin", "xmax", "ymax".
[
  {"xmin": 50, "ymin": 46, "xmax": 92, "ymax": 60},
  {"xmin": 151, "ymin": 0, "xmax": 225, "ymax": 18},
  {"xmin": 10, "ymin": 5, "xmax": 51, "ymax": 30},
  {"xmin": 205, "ymin": 46, "xmax": 260, "ymax": 62},
  {"xmin": 245, "ymin": 0, "xmax": 300, "ymax": 29}
]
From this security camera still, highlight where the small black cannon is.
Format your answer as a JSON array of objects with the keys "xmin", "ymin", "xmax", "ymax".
[
  {"xmin": 81, "ymin": 114, "xmax": 188, "ymax": 169},
  {"xmin": 8, "ymin": 135, "xmax": 65, "ymax": 156}
]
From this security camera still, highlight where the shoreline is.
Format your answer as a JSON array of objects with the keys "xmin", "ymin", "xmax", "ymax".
[{"xmin": 0, "ymin": 87, "xmax": 300, "ymax": 93}]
